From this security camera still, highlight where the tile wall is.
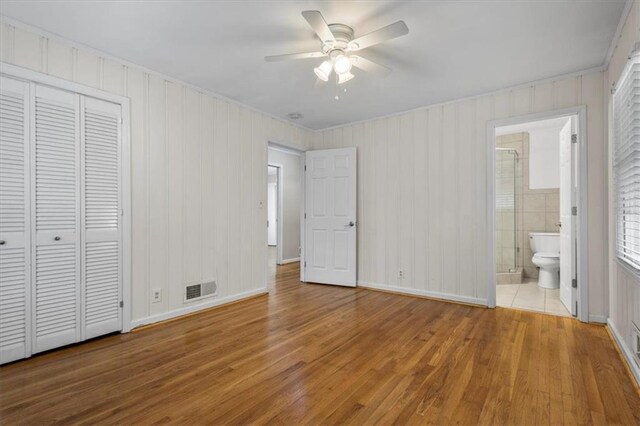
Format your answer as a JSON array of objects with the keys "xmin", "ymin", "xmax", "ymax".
[{"xmin": 496, "ymin": 132, "xmax": 560, "ymax": 278}]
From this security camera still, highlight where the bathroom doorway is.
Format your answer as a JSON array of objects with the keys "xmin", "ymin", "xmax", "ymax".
[{"xmin": 487, "ymin": 108, "xmax": 588, "ymax": 321}]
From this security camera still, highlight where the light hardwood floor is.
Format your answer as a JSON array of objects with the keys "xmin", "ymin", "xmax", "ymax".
[{"xmin": 1, "ymin": 259, "xmax": 639, "ymax": 425}]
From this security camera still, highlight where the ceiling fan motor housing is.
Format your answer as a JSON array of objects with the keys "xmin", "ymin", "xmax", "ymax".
[{"xmin": 322, "ymin": 23, "xmax": 354, "ymax": 54}]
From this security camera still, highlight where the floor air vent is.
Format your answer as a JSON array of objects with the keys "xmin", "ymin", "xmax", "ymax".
[{"xmin": 185, "ymin": 281, "xmax": 217, "ymax": 302}]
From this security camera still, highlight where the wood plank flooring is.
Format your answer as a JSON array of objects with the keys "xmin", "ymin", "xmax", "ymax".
[{"xmin": 1, "ymin": 259, "xmax": 639, "ymax": 425}]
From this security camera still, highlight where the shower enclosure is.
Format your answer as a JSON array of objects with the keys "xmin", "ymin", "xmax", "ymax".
[{"xmin": 495, "ymin": 148, "xmax": 519, "ymax": 274}]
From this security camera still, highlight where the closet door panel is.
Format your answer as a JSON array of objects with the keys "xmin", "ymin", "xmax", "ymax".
[
  {"xmin": 82, "ymin": 97, "xmax": 122, "ymax": 339},
  {"xmin": 0, "ymin": 76, "xmax": 31, "ymax": 364},
  {"xmin": 32, "ymin": 85, "xmax": 80, "ymax": 353}
]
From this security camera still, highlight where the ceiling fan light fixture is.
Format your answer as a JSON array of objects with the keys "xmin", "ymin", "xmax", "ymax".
[
  {"xmin": 338, "ymin": 71, "xmax": 354, "ymax": 85},
  {"xmin": 333, "ymin": 55, "xmax": 352, "ymax": 74},
  {"xmin": 314, "ymin": 60, "xmax": 333, "ymax": 81}
]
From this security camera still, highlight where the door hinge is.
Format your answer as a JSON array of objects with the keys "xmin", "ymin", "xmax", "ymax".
[
  {"xmin": 571, "ymin": 278, "xmax": 577, "ymax": 288},
  {"xmin": 121, "ymin": 208, "xmax": 124, "ymax": 216},
  {"xmin": 304, "ymin": 165, "xmax": 307, "ymax": 171},
  {"xmin": 571, "ymin": 206, "xmax": 577, "ymax": 216},
  {"xmin": 304, "ymin": 261, "xmax": 307, "ymax": 267},
  {"xmin": 571, "ymin": 134, "xmax": 577, "ymax": 144},
  {"xmin": 119, "ymin": 301, "xmax": 124, "ymax": 308},
  {"xmin": 304, "ymin": 213, "xmax": 307, "ymax": 219}
]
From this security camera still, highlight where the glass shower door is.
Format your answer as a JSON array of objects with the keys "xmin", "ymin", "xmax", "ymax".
[{"xmin": 496, "ymin": 149, "xmax": 518, "ymax": 273}]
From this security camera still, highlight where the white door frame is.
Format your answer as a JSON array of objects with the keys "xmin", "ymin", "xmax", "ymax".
[
  {"xmin": 267, "ymin": 164, "xmax": 283, "ymax": 264},
  {"xmin": 486, "ymin": 106, "xmax": 589, "ymax": 322},
  {"xmin": 1, "ymin": 62, "xmax": 132, "ymax": 333},
  {"xmin": 266, "ymin": 142, "xmax": 304, "ymax": 273}
]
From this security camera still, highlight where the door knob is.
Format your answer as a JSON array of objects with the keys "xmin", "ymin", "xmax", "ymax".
[
  {"xmin": 54, "ymin": 236, "xmax": 61, "ymax": 241},
  {"xmin": 348, "ymin": 221, "xmax": 355, "ymax": 227},
  {"xmin": 0, "ymin": 240, "xmax": 5, "ymax": 245}
]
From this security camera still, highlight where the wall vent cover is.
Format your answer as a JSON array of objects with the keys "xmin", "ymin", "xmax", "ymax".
[{"xmin": 185, "ymin": 281, "xmax": 217, "ymax": 302}]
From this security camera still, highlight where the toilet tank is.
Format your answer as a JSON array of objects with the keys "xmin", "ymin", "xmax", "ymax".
[{"xmin": 529, "ymin": 232, "xmax": 560, "ymax": 254}]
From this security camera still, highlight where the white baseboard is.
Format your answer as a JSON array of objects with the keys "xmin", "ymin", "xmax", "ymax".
[
  {"xmin": 281, "ymin": 257, "xmax": 300, "ymax": 264},
  {"xmin": 589, "ymin": 314, "xmax": 608, "ymax": 324},
  {"xmin": 608, "ymin": 318, "xmax": 640, "ymax": 386},
  {"xmin": 130, "ymin": 287, "xmax": 268, "ymax": 329},
  {"xmin": 357, "ymin": 281, "xmax": 487, "ymax": 306}
]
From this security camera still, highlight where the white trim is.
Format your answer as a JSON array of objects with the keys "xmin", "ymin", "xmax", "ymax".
[
  {"xmin": 316, "ymin": 66, "xmax": 604, "ymax": 132},
  {"xmin": 267, "ymin": 142, "xmax": 306, "ymax": 273},
  {"xmin": 130, "ymin": 288, "xmax": 268, "ymax": 329},
  {"xmin": 269, "ymin": 143, "xmax": 303, "ymax": 157},
  {"xmin": 1, "ymin": 61, "xmax": 133, "ymax": 334},
  {"xmin": 604, "ymin": 0, "xmax": 635, "ymax": 69},
  {"xmin": 300, "ymin": 152, "xmax": 306, "ymax": 282},
  {"xmin": 486, "ymin": 106, "xmax": 589, "ymax": 322},
  {"xmin": 0, "ymin": 15, "xmax": 312, "ymax": 133},
  {"xmin": 358, "ymin": 281, "xmax": 487, "ymax": 306},
  {"xmin": 267, "ymin": 163, "xmax": 284, "ymax": 265},
  {"xmin": 608, "ymin": 318, "xmax": 640, "ymax": 386},
  {"xmin": 281, "ymin": 257, "xmax": 300, "ymax": 264},
  {"xmin": 589, "ymin": 314, "xmax": 608, "ymax": 324}
]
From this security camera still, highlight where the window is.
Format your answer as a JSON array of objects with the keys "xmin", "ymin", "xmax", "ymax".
[{"xmin": 613, "ymin": 54, "xmax": 640, "ymax": 272}]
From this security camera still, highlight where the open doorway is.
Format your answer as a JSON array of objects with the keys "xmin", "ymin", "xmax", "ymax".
[
  {"xmin": 488, "ymin": 108, "xmax": 588, "ymax": 322},
  {"xmin": 267, "ymin": 144, "xmax": 303, "ymax": 277},
  {"xmin": 267, "ymin": 165, "xmax": 280, "ymax": 265}
]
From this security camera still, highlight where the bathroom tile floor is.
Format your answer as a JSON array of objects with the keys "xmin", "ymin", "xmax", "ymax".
[{"xmin": 496, "ymin": 280, "xmax": 571, "ymax": 317}]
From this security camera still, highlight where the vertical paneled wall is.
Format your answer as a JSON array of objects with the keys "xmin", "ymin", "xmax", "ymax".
[
  {"xmin": 0, "ymin": 22, "xmax": 313, "ymax": 324},
  {"xmin": 314, "ymin": 72, "xmax": 607, "ymax": 315},
  {"xmin": 607, "ymin": 0, "xmax": 640, "ymax": 381}
]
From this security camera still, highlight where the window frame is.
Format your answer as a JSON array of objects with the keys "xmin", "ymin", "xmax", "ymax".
[{"xmin": 613, "ymin": 52, "xmax": 640, "ymax": 274}]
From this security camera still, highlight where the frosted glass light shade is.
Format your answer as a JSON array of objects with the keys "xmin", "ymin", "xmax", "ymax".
[
  {"xmin": 338, "ymin": 72, "xmax": 354, "ymax": 84},
  {"xmin": 314, "ymin": 61, "xmax": 333, "ymax": 81},
  {"xmin": 333, "ymin": 55, "xmax": 352, "ymax": 74}
]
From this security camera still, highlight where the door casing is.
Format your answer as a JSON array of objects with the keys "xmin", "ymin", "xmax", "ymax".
[{"xmin": 486, "ymin": 106, "xmax": 588, "ymax": 322}]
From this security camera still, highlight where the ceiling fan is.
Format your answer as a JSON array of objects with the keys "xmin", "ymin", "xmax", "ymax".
[{"xmin": 265, "ymin": 10, "xmax": 409, "ymax": 85}]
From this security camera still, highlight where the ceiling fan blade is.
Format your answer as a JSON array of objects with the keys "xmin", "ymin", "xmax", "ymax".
[
  {"xmin": 348, "ymin": 21, "xmax": 409, "ymax": 51},
  {"xmin": 301, "ymin": 10, "xmax": 336, "ymax": 44},
  {"xmin": 350, "ymin": 55, "xmax": 392, "ymax": 77},
  {"xmin": 265, "ymin": 51, "xmax": 326, "ymax": 62}
]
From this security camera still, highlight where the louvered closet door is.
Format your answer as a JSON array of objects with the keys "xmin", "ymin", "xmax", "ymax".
[
  {"xmin": 0, "ymin": 76, "xmax": 31, "ymax": 363},
  {"xmin": 81, "ymin": 97, "xmax": 122, "ymax": 339},
  {"xmin": 32, "ymin": 85, "xmax": 81, "ymax": 353}
]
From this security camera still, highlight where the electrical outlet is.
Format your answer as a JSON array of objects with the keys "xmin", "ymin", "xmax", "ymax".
[
  {"xmin": 152, "ymin": 288, "xmax": 162, "ymax": 303},
  {"xmin": 398, "ymin": 270, "xmax": 404, "ymax": 279}
]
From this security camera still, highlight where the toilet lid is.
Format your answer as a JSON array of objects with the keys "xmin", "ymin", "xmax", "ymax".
[{"xmin": 535, "ymin": 252, "xmax": 560, "ymax": 259}]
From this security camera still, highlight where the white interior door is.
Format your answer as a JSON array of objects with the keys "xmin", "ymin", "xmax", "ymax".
[
  {"xmin": 304, "ymin": 147, "xmax": 356, "ymax": 286},
  {"xmin": 81, "ymin": 96, "xmax": 122, "ymax": 340},
  {"xmin": 267, "ymin": 178, "xmax": 277, "ymax": 246},
  {"xmin": 32, "ymin": 85, "xmax": 82, "ymax": 353},
  {"xmin": 0, "ymin": 76, "xmax": 31, "ymax": 363},
  {"xmin": 559, "ymin": 118, "xmax": 576, "ymax": 315}
]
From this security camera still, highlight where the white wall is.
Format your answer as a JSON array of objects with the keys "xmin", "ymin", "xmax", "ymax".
[
  {"xmin": 529, "ymin": 126, "xmax": 563, "ymax": 190},
  {"xmin": 606, "ymin": 0, "xmax": 640, "ymax": 383},
  {"xmin": 313, "ymin": 71, "xmax": 608, "ymax": 314},
  {"xmin": 0, "ymin": 21, "xmax": 313, "ymax": 326},
  {"xmin": 268, "ymin": 147, "xmax": 302, "ymax": 262}
]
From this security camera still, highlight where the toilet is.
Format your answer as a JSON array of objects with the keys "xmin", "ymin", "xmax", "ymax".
[{"xmin": 528, "ymin": 232, "xmax": 560, "ymax": 289}]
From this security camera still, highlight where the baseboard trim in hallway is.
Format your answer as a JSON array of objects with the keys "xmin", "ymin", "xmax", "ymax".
[
  {"xmin": 358, "ymin": 280, "xmax": 487, "ymax": 307},
  {"xmin": 607, "ymin": 318, "xmax": 640, "ymax": 389},
  {"xmin": 130, "ymin": 287, "xmax": 269, "ymax": 330}
]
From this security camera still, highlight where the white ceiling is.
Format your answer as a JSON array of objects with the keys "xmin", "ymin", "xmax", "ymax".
[{"xmin": 1, "ymin": 0, "xmax": 626, "ymax": 130}]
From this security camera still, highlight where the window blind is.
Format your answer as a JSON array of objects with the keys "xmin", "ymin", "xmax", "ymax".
[{"xmin": 613, "ymin": 54, "xmax": 640, "ymax": 272}]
